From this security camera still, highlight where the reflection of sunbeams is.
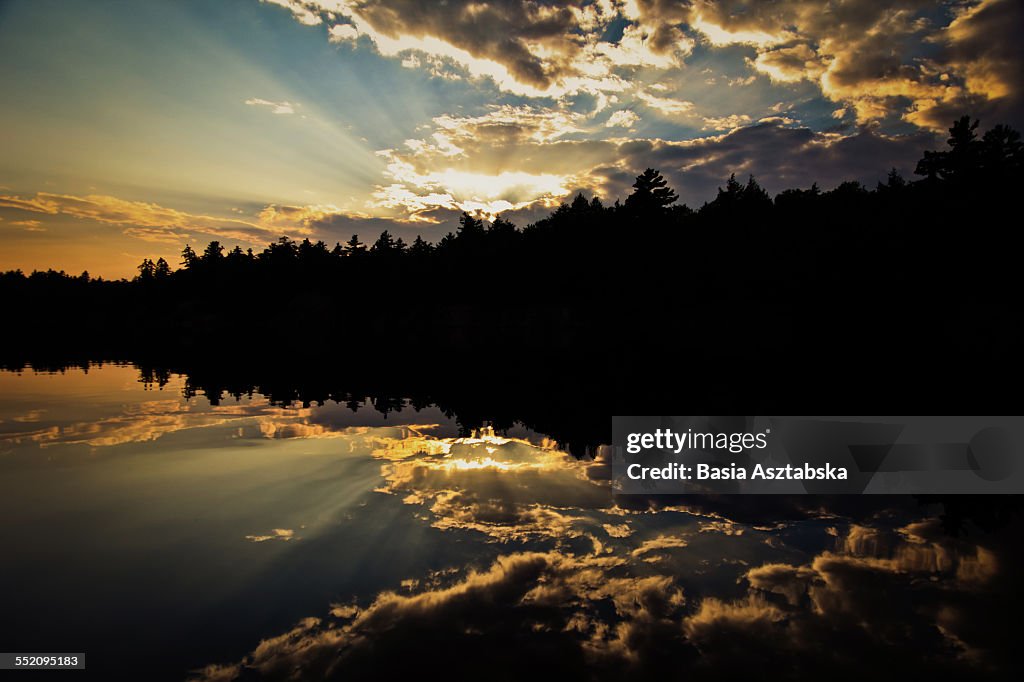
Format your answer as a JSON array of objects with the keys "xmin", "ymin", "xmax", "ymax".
[{"xmin": 369, "ymin": 426, "xmax": 612, "ymax": 543}]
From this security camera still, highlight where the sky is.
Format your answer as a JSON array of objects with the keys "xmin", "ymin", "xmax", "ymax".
[{"xmin": 1, "ymin": 0, "xmax": 1021, "ymax": 278}]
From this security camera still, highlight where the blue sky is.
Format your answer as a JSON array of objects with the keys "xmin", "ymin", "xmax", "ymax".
[{"xmin": 1, "ymin": 0, "xmax": 1020, "ymax": 277}]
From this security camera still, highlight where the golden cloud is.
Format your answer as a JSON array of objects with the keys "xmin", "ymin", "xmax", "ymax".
[
  {"xmin": 0, "ymin": 192, "xmax": 309, "ymax": 244},
  {"xmin": 370, "ymin": 427, "xmax": 611, "ymax": 542},
  {"xmin": 261, "ymin": 0, "xmax": 1023, "ymax": 134}
]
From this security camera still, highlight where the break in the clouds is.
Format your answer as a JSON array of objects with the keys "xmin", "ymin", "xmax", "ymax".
[{"xmin": 1, "ymin": 0, "xmax": 1022, "ymax": 276}]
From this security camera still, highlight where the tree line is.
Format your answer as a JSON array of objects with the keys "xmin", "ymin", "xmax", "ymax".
[
  {"xmin": 1, "ymin": 115, "xmax": 1021, "ymax": 409},
  {"xmin": 2, "ymin": 115, "xmax": 1018, "ymax": 290}
]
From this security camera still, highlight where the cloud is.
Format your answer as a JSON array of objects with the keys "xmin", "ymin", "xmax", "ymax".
[
  {"xmin": 244, "ymin": 98, "xmax": 297, "ymax": 115},
  {"xmin": 261, "ymin": 0, "xmax": 323, "ymax": 26},
  {"xmin": 320, "ymin": 0, "xmax": 584, "ymax": 96},
  {"xmin": 686, "ymin": 517, "xmax": 1010, "ymax": 674},
  {"xmin": 267, "ymin": 0, "xmax": 684, "ymax": 101},
  {"xmin": 174, "ymin": 403, "xmax": 1022, "ymax": 682},
  {"xmin": 327, "ymin": 23, "xmax": 358, "ymax": 43},
  {"xmin": 606, "ymin": 110, "xmax": 640, "ymax": 128},
  {"xmin": 6, "ymin": 123, "xmax": 919, "ymax": 244},
  {"xmin": 0, "ymin": 192, "xmax": 301, "ymax": 244},
  {"xmin": 684, "ymin": 594, "xmax": 784, "ymax": 641},
  {"xmin": 636, "ymin": 91, "xmax": 695, "ymax": 117},
  {"xmin": 11, "ymin": 1, "xmax": 1017, "ymax": 269},
  {"xmin": 0, "ymin": 191, "xmax": 446, "ymax": 250},
  {"xmin": 257, "ymin": 0, "xmax": 1024, "ymax": 135},
  {"xmin": 191, "ymin": 549, "xmax": 694, "ymax": 681},
  {"xmin": 245, "ymin": 528, "xmax": 296, "ymax": 543},
  {"xmin": 630, "ymin": 534, "xmax": 689, "ymax": 560},
  {"xmin": 190, "ymin": 552, "xmax": 582, "ymax": 681},
  {"xmin": 371, "ymin": 427, "xmax": 612, "ymax": 542},
  {"xmin": 356, "ymin": 104, "xmax": 617, "ymax": 220},
  {"xmin": 587, "ymin": 21, "xmax": 692, "ymax": 70},
  {"xmin": 744, "ymin": 563, "xmax": 816, "ymax": 605},
  {"xmin": 430, "ymin": 105, "xmax": 585, "ymax": 144},
  {"xmin": 701, "ymin": 114, "xmax": 752, "ymax": 131},
  {"xmin": 608, "ymin": 122, "xmax": 938, "ymax": 205},
  {"xmin": 603, "ymin": 523, "xmax": 633, "ymax": 538},
  {"xmin": 246, "ymin": 0, "xmax": 1024, "ymax": 233},
  {"xmin": 906, "ymin": 0, "xmax": 1024, "ymax": 129},
  {"xmin": 9, "ymin": 219, "xmax": 46, "ymax": 232},
  {"xmin": 750, "ymin": 43, "xmax": 823, "ymax": 83},
  {"xmin": 699, "ymin": 0, "xmax": 1021, "ymax": 128},
  {"xmin": 371, "ymin": 164, "xmax": 572, "ymax": 221},
  {"xmin": 358, "ymin": 119, "xmax": 941, "ymax": 221},
  {"xmin": 256, "ymin": 203, "xmax": 351, "ymax": 230},
  {"xmin": 192, "ymin": 493, "xmax": 1022, "ymax": 681},
  {"xmin": 0, "ymin": 380, "xmax": 375, "ymax": 449}
]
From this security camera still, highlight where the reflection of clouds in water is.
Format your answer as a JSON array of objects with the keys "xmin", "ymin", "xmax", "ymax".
[
  {"xmin": 0, "ymin": 366, "xmax": 461, "ymax": 451},
  {"xmin": 840, "ymin": 520, "xmax": 998, "ymax": 580},
  {"xmin": 603, "ymin": 523, "xmax": 633, "ymax": 538},
  {"xmin": 257, "ymin": 419, "xmax": 331, "ymax": 440},
  {"xmin": 191, "ymin": 406, "xmax": 1016, "ymax": 678},
  {"xmin": 630, "ymin": 535, "xmax": 689, "ymax": 563},
  {"xmin": 10, "ymin": 408, "xmax": 46, "ymax": 423},
  {"xmin": 687, "ymin": 516, "xmax": 1007, "ymax": 675},
  {"xmin": 0, "ymin": 370, "xmax": 586, "ymax": 463},
  {"xmin": 371, "ymin": 426, "xmax": 612, "ymax": 543},
  {"xmin": 0, "ymin": 392, "xmax": 440, "ymax": 450},
  {"xmin": 698, "ymin": 520, "xmax": 744, "ymax": 536},
  {"xmin": 194, "ymin": 508, "xmax": 1016, "ymax": 681},
  {"xmin": 3, "ymin": 369, "xmax": 1017, "ymax": 678},
  {"xmin": 0, "ymin": 396, "xmax": 329, "ymax": 448},
  {"xmin": 245, "ymin": 528, "xmax": 296, "ymax": 543},
  {"xmin": 192, "ymin": 550, "xmax": 686, "ymax": 682}
]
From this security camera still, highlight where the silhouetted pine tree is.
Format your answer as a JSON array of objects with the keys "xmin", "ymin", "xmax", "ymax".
[{"xmin": 624, "ymin": 168, "xmax": 678, "ymax": 216}]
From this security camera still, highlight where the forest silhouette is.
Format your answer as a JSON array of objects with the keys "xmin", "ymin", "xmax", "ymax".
[{"xmin": 2, "ymin": 115, "xmax": 1022, "ymax": 438}]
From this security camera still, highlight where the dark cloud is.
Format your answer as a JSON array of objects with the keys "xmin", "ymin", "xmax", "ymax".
[
  {"xmin": 344, "ymin": 0, "xmax": 580, "ymax": 89},
  {"xmin": 910, "ymin": 0, "xmax": 1024, "ymax": 130},
  {"xmin": 611, "ymin": 123, "xmax": 939, "ymax": 206},
  {"xmin": 305, "ymin": 211, "xmax": 458, "ymax": 245}
]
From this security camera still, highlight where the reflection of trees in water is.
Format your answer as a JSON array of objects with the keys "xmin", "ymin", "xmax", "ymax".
[{"xmin": 2, "ymin": 357, "xmax": 612, "ymax": 458}]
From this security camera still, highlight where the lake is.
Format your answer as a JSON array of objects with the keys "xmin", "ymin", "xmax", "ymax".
[{"xmin": 0, "ymin": 365, "xmax": 1018, "ymax": 680}]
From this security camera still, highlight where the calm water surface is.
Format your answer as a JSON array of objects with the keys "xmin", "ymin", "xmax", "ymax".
[{"xmin": 0, "ymin": 365, "xmax": 1016, "ymax": 680}]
